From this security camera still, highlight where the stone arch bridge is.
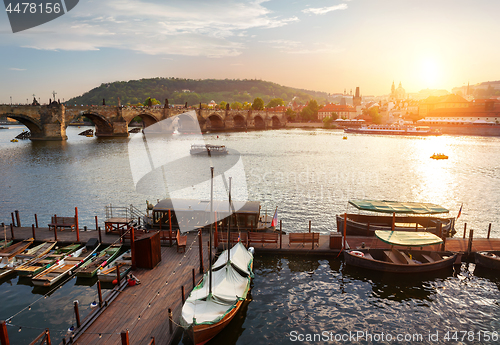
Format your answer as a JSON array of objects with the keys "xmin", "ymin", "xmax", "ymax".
[{"xmin": 0, "ymin": 103, "xmax": 286, "ymax": 140}]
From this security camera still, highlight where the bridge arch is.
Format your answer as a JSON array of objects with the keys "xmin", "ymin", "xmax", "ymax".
[
  {"xmin": 253, "ymin": 115, "xmax": 265, "ymax": 129},
  {"xmin": 271, "ymin": 115, "xmax": 281, "ymax": 128},
  {"xmin": 176, "ymin": 113, "xmax": 199, "ymax": 132},
  {"xmin": 4, "ymin": 114, "xmax": 43, "ymax": 135},
  {"xmin": 207, "ymin": 113, "xmax": 225, "ymax": 130},
  {"xmin": 126, "ymin": 112, "xmax": 159, "ymax": 127},
  {"xmin": 80, "ymin": 112, "xmax": 114, "ymax": 136},
  {"xmin": 233, "ymin": 114, "xmax": 247, "ymax": 128}
]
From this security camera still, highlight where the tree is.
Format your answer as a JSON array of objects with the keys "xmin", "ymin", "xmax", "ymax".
[
  {"xmin": 242, "ymin": 102, "xmax": 252, "ymax": 110},
  {"xmin": 266, "ymin": 98, "xmax": 284, "ymax": 108},
  {"xmin": 252, "ymin": 97, "xmax": 264, "ymax": 110},
  {"xmin": 285, "ymin": 108, "xmax": 296, "ymax": 122},
  {"xmin": 364, "ymin": 107, "xmax": 382, "ymax": 124},
  {"xmin": 300, "ymin": 99, "xmax": 320, "ymax": 121},
  {"xmin": 323, "ymin": 116, "xmax": 335, "ymax": 129},
  {"xmin": 330, "ymin": 112, "xmax": 339, "ymax": 120},
  {"xmin": 143, "ymin": 97, "xmax": 160, "ymax": 107},
  {"xmin": 230, "ymin": 101, "xmax": 242, "ymax": 110},
  {"xmin": 219, "ymin": 101, "xmax": 228, "ymax": 109}
]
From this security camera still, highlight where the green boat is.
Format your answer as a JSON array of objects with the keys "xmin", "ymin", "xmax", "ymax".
[
  {"xmin": 14, "ymin": 243, "xmax": 80, "ymax": 277},
  {"xmin": 0, "ymin": 240, "xmax": 13, "ymax": 250},
  {"xmin": 75, "ymin": 244, "xmax": 122, "ymax": 278}
]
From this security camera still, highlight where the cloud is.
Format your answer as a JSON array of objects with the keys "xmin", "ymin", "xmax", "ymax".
[
  {"xmin": 260, "ymin": 40, "xmax": 344, "ymax": 55},
  {"xmin": 9, "ymin": 68, "xmax": 26, "ymax": 71},
  {"xmin": 302, "ymin": 4, "xmax": 348, "ymax": 15},
  {"xmin": 3, "ymin": 0, "xmax": 299, "ymax": 58}
]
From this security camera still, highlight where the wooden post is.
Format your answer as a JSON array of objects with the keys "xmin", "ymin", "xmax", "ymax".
[
  {"xmin": 75, "ymin": 207, "xmax": 79, "ymax": 242},
  {"xmin": 438, "ymin": 223, "xmax": 445, "ymax": 251},
  {"xmin": 0, "ymin": 320, "xmax": 10, "ymax": 345},
  {"xmin": 487, "ymin": 223, "xmax": 491, "ymax": 239},
  {"xmin": 121, "ymin": 330, "xmax": 129, "ymax": 345},
  {"xmin": 168, "ymin": 308, "xmax": 173, "ymax": 334},
  {"xmin": 280, "ymin": 220, "xmax": 282, "ymax": 249},
  {"xmin": 198, "ymin": 229, "xmax": 204, "ymax": 274},
  {"xmin": 467, "ymin": 229, "xmax": 474, "ymax": 255},
  {"xmin": 131, "ymin": 227, "xmax": 136, "ymax": 270},
  {"xmin": 34, "ymin": 214, "xmax": 38, "ymax": 228},
  {"xmin": 9, "ymin": 224, "xmax": 14, "ymax": 240},
  {"xmin": 44, "ymin": 329, "xmax": 51, "ymax": 345},
  {"xmin": 32, "ymin": 224, "xmax": 36, "ymax": 241},
  {"xmin": 181, "ymin": 285, "xmax": 185, "ymax": 305},
  {"xmin": 309, "ymin": 220, "xmax": 311, "ymax": 233},
  {"xmin": 53, "ymin": 222, "xmax": 58, "ymax": 242},
  {"xmin": 168, "ymin": 210, "xmax": 173, "ymax": 247},
  {"xmin": 441, "ymin": 235, "xmax": 447, "ymax": 252},
  {"xmin": 192, "ymin": 268, "xmax": 196, "ymax": 288},
  {"xmin": 116, "ymin": 263, "xmax": 121, "ymax": 284},
  {"xmin": 343, "ymin": 213, "xmax": 347, "ymax": 250},
  {"xmin": 11, "ymin": 213, "xmax": 15, "ymax": 228},
  {"xmin": 367, "ymin": 222, "xmax": 370, "ymax": 233},
  {"xmin": 15, "ymin": 211, "xmax": 20, "ymax": 228},
  {"xmin": 98, "ymin": 226, "xmax": 102, "ymax": 244},
  {"xmin": 149, "ymin": 337, "xmax": 155, "ymax": 345},
  {"xmin": 97, "ymin": 281, "xmax": 103, "ymax": 308},
  {"xmin": 95, "ymin": 216, "xmax": 98, "ymax": 232},
  {"xmin": 463, "ymin": 223, "xmax": 467, "ymax": 239},
  {"xmin": 214, "ymin": 212, "xmax": 218, "ymax": 248},
  {"xmin": 391, "ymin": 212, "xmax": 395, "ymax": 232},
  {"xmin": 74, "ymin": 301, "xmax": 81, "ymax": 328}
]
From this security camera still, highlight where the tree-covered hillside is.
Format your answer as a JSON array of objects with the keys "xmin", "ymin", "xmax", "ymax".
[{"xmin": 66, "ymin": 78, "xmax": 330, "ymax": 107}]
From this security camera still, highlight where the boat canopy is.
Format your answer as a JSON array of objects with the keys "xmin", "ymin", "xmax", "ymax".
[
  {"xmin": 375, "ymin": 230, "xmax": 443, "ymax": 247},
  {"xmin": 348, "ymin": 199, "xmax": 449, "ymax": 214}
]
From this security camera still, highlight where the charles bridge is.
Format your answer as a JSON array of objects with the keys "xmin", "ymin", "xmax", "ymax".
[{"xmin": 0, "ymin": 102, "xmax": 286, "ymax": 140}]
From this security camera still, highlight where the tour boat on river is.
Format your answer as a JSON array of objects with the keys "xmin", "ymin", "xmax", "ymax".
[
  {"xmin": 344, "ymin": 125, "xmax": 440, "ymax": 136},
  {"xmin": 190, "ymin": 144, "xmax": 228, "ymax": 155}
]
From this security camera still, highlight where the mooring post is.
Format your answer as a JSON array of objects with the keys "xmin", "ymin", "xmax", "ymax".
[
  {"xmin": 34, "ymin": 214, "xmax": 38, "ymax": 228},
  {"xmin": 74, "ymin": 301, "xmax": 81, "ymax": 328},
  {"xmin": 53, "ymin": 223, "xmax": 58, "ymax": 242},
  {"xmin": 0, "ymin": 320, "xmax": 10, "ymax": 345},
  {"xmin": 32, "ymin": 224, "xmax": 36, "ymax": 241},
  {"xmin": 44, "ymin": 329, "xmax": 51, "ymax": 345},
  {"xmin": 391, "ymin": 212, "xmax": 395, "ymax": 232},
  {"xmin": 181, "ymin": 285, "xmax": 185, "ymax": 305},
  {"xmin": 280, "ymin": 220, "xmax": 282, "ymax": 249},
  {"xmin": 192, "ymin": 268, "xmax": 195, "ymax": 288},
  {"xmin": 343, "ymin": 213, "xmax": 347, "ymax": 250},
  {"xmin": 97, "ymin": 281, "xmax": 103, "ymax": 308},
  {"xmin": 487, "ymin": 223, "xmax": 492, "ymax": 239},
  {"xmin": 467, "ymin": 229, "xmax": 474, "ymax": 255},
  {"xmin": 14, "ymin": 211, "xmax": 20, "ymax": 228},
  {"xmin": 149, "ymin": 337, "xmax": 155, "ymax": 345},
  {"xmin": 75, "ymin": 207, "xmax": 79, "ymax": 242},
  {"xmin": 168, "ymin": 308, "xmax": 173, "ymax": 334},
  {"xmin": 463, "ymin": 223, "xmax": 467, "ymax": 239},
  {"xmin": 11, "ymin": 213, "xmax": 15, "ymax": 228},
  {"xmin": 95, "ymin": 216, "xmax": 98, "ymax": 232},
  {"xmin": 131, "ymin": 227, "xmax": 136, "ymax": 270},
  {"xmin": 309, "ymin": 220, "xmax": 311, "ymax": 233},
  {"xmin": 120, "ymin": 330, "xmax": 129, "ymax": 345},
  {"xmin": 116, "ymin": 263, "xmax": 121, "ymax": 284},
  {"xmin": 198, "ymin": 229, "xmax": 204, "ymax": 274},
  {"xmin": 98, "ymin": 226, "xmax": 102, "ymax": 244},
  {"xmin": 168, "ymin": 209, "xmax": 173, "ymax": 247},
  {"xmin": 9, "ymin": 224, "xmax": 14, "ymax": 240},
  {"xmin": 439, "ymin": 223, "xmax": 445, "ymax": 251}
]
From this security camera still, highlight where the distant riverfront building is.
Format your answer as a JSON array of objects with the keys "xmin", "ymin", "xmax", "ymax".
[
  {"xmin": 390, "ymin": 81, "xmax": 406, "ymax": 101},
  {"xmin": 318, "ymin": 103, "xmax": 357, "ymax": 120}
]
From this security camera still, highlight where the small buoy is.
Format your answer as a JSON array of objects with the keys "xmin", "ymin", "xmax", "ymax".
[
  {"xmin": 90, "ymin": 301, "xmax": 98, "ymax": 308},
  {"xmin": 68, "ymin": 325, "xmax": 75, "ymax": 332},
  {"xmin": 128, "ymin": 278, "xmax": 136, "ymax": 286},
  {"xmin": 112, "ymin": 279, "xmax": 118, "ymax": 285}
]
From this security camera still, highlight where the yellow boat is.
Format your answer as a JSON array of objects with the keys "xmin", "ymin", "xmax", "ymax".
[
  {"xmin": 10, "ymin": 139, "xmax": 18, "ymax": 142},
  {"xmin": 430, "ymin": 153, "xmax": 448, "ymax": 160}
]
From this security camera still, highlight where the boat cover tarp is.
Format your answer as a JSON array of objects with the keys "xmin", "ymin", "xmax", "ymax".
[
  {"xmin": 375, "ymin": 230, "xmax": 443, "ymax": 247},
  {"xmin": 349, "ymin": 199, "xmax": 449, "ymax": 214},
  {"xmin": 181, "ymin": 241, "xmax": 253, "ymax": 326}
]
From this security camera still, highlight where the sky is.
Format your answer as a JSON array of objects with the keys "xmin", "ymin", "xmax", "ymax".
[{"xmin": 1, "ymin": 0, "xmax": 500, "ymax": 104}]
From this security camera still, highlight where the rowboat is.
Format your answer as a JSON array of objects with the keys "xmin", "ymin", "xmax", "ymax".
[
  {"xmin": 97, "ymin": 249, "xmax": 132, "ymax": 283},
  {"xmin": 15, "ymin": 243, "xmax": 80, "ymax": 277},
  {"xmin": 337, "ymin": 199, "xmax": 455, "ymax": 237},
  {"xmin": 475, "ymin": 251, "xmax": 500, "ymax": 271},
  {"xmin": 0, "ymin": 239, "xmax": 45, "ymax": 279},
  {"xmin": 344, "ymin": 230, "xmax": 458, "ymax": 273},
  {"xmin": 32, "ymin": 244, "xmax": 101, "ymax": 286},
  {"xmin": 75, "ymin": 244, "xmax": 122, "ymax": 278},
  {"xmin": 0, "ymin": 240, "xmax": 13, "ymax": 250},
  {"xmin": 0, "ymin": 238, "xmax": 34, "ymax": 260},
  {"xmin": 181, "ymin": 241, "xmax": 253, "ymax": 345}
]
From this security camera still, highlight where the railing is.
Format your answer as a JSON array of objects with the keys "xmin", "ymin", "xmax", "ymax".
[{"xmin": 105, "ymin": 204, "xmax": 147, "ymax": 226}]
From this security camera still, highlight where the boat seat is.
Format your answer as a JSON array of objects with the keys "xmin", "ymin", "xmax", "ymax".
[
  {"xmin": 421, "ymin": 254, "xmax": 435, "ymax": 263},
  {"xmin": 383, "ymin": 250, "xmax": 406, "ymax": 264},
  {"xmin": 399, "ymin": 252, "xmax": 416, "ymax": 265},
  {"xmin": 363, "ymin": 253, "xmax": 374, "ymax": 260}
]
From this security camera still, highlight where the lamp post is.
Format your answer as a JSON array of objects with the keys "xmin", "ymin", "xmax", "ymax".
[{"xmin": 10, "ymin": 96, "xmax": 12, "ymax": 105}]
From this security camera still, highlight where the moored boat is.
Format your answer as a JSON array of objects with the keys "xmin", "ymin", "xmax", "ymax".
[
  {"xmin": 32, "ymin": 242, "xmax": 101, "ymax": 286},
  {"xmin": 344, "ymin": 230, "xmax": 458, "ymax": 273},
  {"xmin": 344, "ymin": 124, "xmax": 441, "ymax": 136},
  {"xmin": 0, "ymin": 238, "xmax": 34, "ymax": 260},
  {"xmin": 97, "ymin": 249, "xmax": 132, "ymax": 283},
  {"xmin": 75, "ymin": 243, "xmax": 122, "ymax": 278},
  {"xmin": 0, "ymin": 240, "xmax": 13, "ymax": 250},
  {"xmin": 181, "ymin": 241, "xmax": 253, "ymax": 345},
  {"xmin": 337, "ymin": 199, "xmax": 455, "ymax": 237},
  {"xmin": 190, "ymin": 144, "xmax": 228, "ymax": 155},
  {"xmin": 474, "ymin": 251, "xmax": 500, "ymax": 271},
  {"xmin": 14, "ymin": 243, "xmax": 79, "ymax": 277}
]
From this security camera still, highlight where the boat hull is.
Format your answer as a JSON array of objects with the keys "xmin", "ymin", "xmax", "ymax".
[
  {"xmin": 475, "ymin": 251, "xmax": 500, "ymax": 270},
  {"xmin": 344, "ymin": 128, "xmax": 441, "ymax": 136},
  {"xmin": 188, "ymin": 299, "xmax": 244, "ymax": 345},
  {"xmin": 344, "ymin": 249, "xmax": 458, "ymax": 273},
  {"xmin": 336, "ymin": 214, "xmax": 454, "ymax": 237}
]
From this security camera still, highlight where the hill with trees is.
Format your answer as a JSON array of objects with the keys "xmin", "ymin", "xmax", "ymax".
[{"xmin": 66, "ymin": 78, "xmax": 330, "ymax": 107}]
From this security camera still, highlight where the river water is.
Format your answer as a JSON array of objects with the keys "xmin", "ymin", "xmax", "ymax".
[{"xmin": 1, "ymin": 126, "xmax": 499, "ymax": 344}]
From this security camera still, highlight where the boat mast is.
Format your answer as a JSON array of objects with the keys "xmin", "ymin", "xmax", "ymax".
[
  {"xmin": 227, "ymin": 177, "xmax": 232, "ymax": 263},
  {"xmin": 209, "ymin": 167, "xmax": 214, "ymax": 296}
]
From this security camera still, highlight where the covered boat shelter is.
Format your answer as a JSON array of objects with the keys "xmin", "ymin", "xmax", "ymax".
[{"xmin": 152, "ymin": 198, "xmax": 261, "ymax": 232}]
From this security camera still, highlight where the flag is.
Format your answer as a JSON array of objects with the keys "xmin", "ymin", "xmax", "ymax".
[
  {"xmin": 271, "ymin": 208, "xmax": 278, "ymax": 227},
  {"xmin": 457, "ymin": 204, "xmax": 463, "ymax": 219}
]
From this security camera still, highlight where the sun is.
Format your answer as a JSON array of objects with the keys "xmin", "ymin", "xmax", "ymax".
[{"xmin": 420, "ymin": 57, "xmax": 441, "ymax": 88}]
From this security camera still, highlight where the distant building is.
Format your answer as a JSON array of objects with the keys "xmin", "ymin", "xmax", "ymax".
[
  {"xmin": 390, "ymin": 81, "xmax": 406, "ymax": 101},
  {"xmin": 418, "ymin": 96, "xmax": 500, "ymax": 124},
  {"xmin": 208, "ymin": 100, "xmax": 217, "ymax": 108},
  {"xmin": 353, "ymin": 87, "xmax": 361, "ymax": 106},
  {"xmin": 318, "ymin": 103, "xmax": 357, "ymax": 120}
]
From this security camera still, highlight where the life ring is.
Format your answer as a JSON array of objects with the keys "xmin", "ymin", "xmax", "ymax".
[{"xmin": 351, "ymin": 251, "xmax": 365, "ymax": 257}]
